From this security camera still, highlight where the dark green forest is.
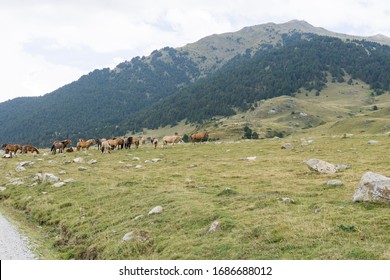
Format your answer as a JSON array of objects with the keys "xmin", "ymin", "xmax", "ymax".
[
  {"xmin": 121, "ymin": 35, "xmax": 390, "ymax": 130},
  {"xmin": 1, "ymin": 33, "xmax": 390, "ymax": 147}
]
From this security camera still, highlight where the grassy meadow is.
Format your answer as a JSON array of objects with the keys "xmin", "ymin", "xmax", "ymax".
[{"xmin": 0, "ymin": 132, "xmax": 389, "ymax": 260}]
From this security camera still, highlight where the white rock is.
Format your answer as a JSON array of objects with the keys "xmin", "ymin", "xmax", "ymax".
[
  {"xmin": 208, "ymin": 220, "xmax": 219, "ymax": 233},
  {"xmin": 52, "ymin": 182, "xmax": 66, "ymax": 188},
  {"xmin": 148, "ymin": 206, "xmax": 163, "ymax": 215}
]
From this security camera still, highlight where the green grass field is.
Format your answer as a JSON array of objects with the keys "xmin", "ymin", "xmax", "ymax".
[{"xmin": 1, "ymin": 132, "xmax": 389, "ymax": 259}]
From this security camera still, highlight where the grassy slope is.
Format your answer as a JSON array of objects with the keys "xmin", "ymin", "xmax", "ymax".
[
  {"xmin": 1, "ymin": 80, "xmax": 390, "ymax": 260},
  {"xmin": 0, "ymin": 132, "xmax": 389, "ymax": 260}
]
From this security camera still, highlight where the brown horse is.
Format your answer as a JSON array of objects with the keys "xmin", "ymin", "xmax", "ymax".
[
  {"xmin": 21, "ymin": 145, "xmax": 39, "ymax": 154},
  {"xmin": 76, "ymin": 139, "xmax": 95, "ymax": 151},
  {"xmin": 162, "ymin": 135, "xmax": 182, "ymax": 148},
  {"xmin": 151, "ymin": 137, "xmax": 158, "ymax": 149},
  {"xmin": 190, "ymin": 132, "xmax": 209, "ymax": 144},
  {"xmin": 2, "ymin": 144, "xmax": 21, "ymax": 155},
  {"xmin": 51, "ymin": 139, "xmax": 72, "ymax": 154}
]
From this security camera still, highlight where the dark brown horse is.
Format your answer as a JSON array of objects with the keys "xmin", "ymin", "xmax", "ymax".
[
  {"xmin": 124, "ymin": 136, "xmax": 139, "ymax": 149},
  {"xmin": 51, "ymin": 139, "xmax": 72, "ymax": 154},
  {"xmin": 190, "ymin": 132, "xmax": 209, "ymax": 144},
  {"xmin": 151, "ymin": 137, "xmax": 158, "ymax": 149},
  {"xmin": 21, "ymin": 145, "xmax": 39, "ymax": 154}
]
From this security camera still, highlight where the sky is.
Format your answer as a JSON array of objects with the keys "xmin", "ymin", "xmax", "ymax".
[{"xmin": 0, "ymin": 0, "xmax": 389, "ymax": 103}]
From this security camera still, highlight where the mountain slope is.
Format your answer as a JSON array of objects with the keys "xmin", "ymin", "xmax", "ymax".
[
  {"xmin": 1, "ymin": 20, "xmax": 390, "ymax": 147},
  {"xmin": 122, "ymin": 34, "xmax": 390, "ymax": 131}
]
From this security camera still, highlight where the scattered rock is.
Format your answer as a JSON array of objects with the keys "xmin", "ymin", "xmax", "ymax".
[
  {"xmin": 52, "ymin": 182, "xmax": 66, "ymax": 188},
  {"xmin": 59, "ymin": 170, "xmax": 67, "ymax": 175},
  {"xmin": 122, "ymin": 232, "xmax": 134, "ymax": 242},
  {"xmin": 304, "ymin": 159, "xmax": 337, "ymax": 174},
  {"xmin": 189, "ymin": 164, "xmax": 198, "ymax": 168},
  {"xmin": 151, "ymin": 158, "xmax": 161, "ymax": 162},
  {"xmin": 19, "ymin": 161, "xmax": 34, "ymax": 167},
  {"xmin": 326, "ymin": 180, "xmax": 343, "ymax": 186},
  {"xmin": 335, "ymin": 164, "xmax": 351, "ymax": 171},
  {"xmin": 0, "ymin": 186, "xmax": 6, "ymax": 192},
  {"xmin": 135, "ymin": 165, "xmax": 142, "ymax": 169},
  {"xmin": 148, "ymin": 206, "xmax": 163, "ymax": 215},
  {"xmin": 301, "ymin": 139, "xmax": 313, "ymax": 146},
  {"xmin": 281, "ymin": 143, "xmax": 294, "ymax": 150},
  {"xmin": 144, "ymin": 160, "xmax": 152, "ymax": 163},
  {"xmin": 208, "ymin": 220, "xmax": 219, "ymax": 233},
  {"xmin": 241, "ymin": 156, "xmax": 256, "ymax": 161},
  {"xmin": 78, "ymin": 166, "xmax": 87, "ymax": 171},
  {"xmin": 87, "ymin": 159, "xmax": 97, "ymax": 164},
  {"xmin": 73, "ymin": 157, "xmax": 84, "ymax": 163},
  {"xmin": 8, "ymin": 178, "xmax": 24, "ymax": 185},
  {"xmin": 133, "ymin": 215, "xmax": 144, "ymax": 220},
  {"xmin": 124, "ymin": 164, "xmax": 132, "ymax": 169},
  {"xmin": 132, "ymin": 157, "xmax": 140, "ymax": 161},
  {"xmin": 63, "ymin": 178, "xmax": 75, "ymax": 183},
  {"xmin": 368, "ymin": 140, "xmax": 379, "ymax": 145},
  {"xmin": 353, "ymin": 172, "xmax": 390, "ymax": 202},
  {"xmin": 43, "ymin": 173, "xmax": 60, "ymax": 182},
  {"xmin": 15, "ymin": 166, "xmax": 26, "ymax": 172},
  {"xmin": 280, "ymin": 197, "xmax": 295, "ymax": 203}
]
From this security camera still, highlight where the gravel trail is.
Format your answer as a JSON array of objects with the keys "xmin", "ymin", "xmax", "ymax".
[{"xmin": 0, "ymin": 212, "xmax": 37, "ymax": 260}]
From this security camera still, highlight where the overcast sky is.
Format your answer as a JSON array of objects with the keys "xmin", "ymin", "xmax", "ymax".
[{"xmin": 0, "ymin": 0, "xmax": 389, "ymax": 103}]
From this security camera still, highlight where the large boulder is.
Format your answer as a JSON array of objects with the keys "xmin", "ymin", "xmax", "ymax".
[
  {"xmin": 353, "ymin": 172, "xmax": 390, "ymax": 203},
  {"xmin": 304, "ymin": 159, "xmax": 337, "ymax": 174}
]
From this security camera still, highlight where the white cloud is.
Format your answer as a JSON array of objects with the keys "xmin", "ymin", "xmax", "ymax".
[{"xmin": 0, "ymin": 0, "xmax": 389, "ymax": 102}]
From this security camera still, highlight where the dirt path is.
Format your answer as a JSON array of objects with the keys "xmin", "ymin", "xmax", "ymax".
[{"xmin": 0, "ymin": 212, "xmax": 37, "ymax": 260}]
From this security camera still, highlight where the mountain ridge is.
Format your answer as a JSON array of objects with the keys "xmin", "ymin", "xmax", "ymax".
[{"xmin": 1, "ymin": 20, "xmax": 390, "ymax": 147}]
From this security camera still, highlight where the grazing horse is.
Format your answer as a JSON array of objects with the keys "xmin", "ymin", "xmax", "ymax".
[
  {"xmin": 191, "ymin": 132, "xmax": 209, "ymax": 144},
  {"xmin": 21, "ymin": 145, "xmax": 39, "ymax": 154},
  {"xmin": 95, "ymin": 138, "xmax": 106, "ymax": 150},
  {"xmin": 76, "ymin": 139, "xmax": 95, "ymax": 151},
  {"xmin": 151, "ymin": 137, "xmax": 158, "ymax": 149},
  {"xmin": 124, "ymin": 137, "xmax": 133, "ymax": 149},
  {"xmin": 2, "ymin": 144, "xmax": 21, "ymax": 155},
  {"xmin": 141, "ymin": 136, "xmax": 146, "ymax": 145},
  {"xmin": 107, "ymin": 138, "xmax": 120, "ymax": 150},
  {"xmin": 116, "ymin": 138, "xmax": 125, "ymax": 149},
  {"xmin": 51, "ymin": 139, "xmax": 72, "ymax": 154},
  {"xmin": 124, "ymin": 136, "xmax": 139, "ymax": 149},
  {"xmin": 162, "ymin": 135, "xmax": 182, "ymax": 148},
  {"xmin": 100, "ymin": 140, "xmax": 112, "ymax": 153}
]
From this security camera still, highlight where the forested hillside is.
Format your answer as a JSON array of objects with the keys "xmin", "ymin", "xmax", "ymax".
[
  {"xmin": 1, "ymin": 21, "xmax": 390, "ymax": 147},
  {"xmin": 0, "ymin": 48, "xmax": 201, "ymax": 146},
  {"xmin": 121, "ymin": 34, "xmax": 390, "ymax": 130}
]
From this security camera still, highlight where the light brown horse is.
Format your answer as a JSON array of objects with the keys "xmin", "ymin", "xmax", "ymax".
[
  {"xmin": 76, "ymin": 139, "xmax": 95, "ymax": 151},
  {"xmin": 190, "ymin": 132, "xmax": 209, "ymax": 144},
  {"xmin": 51, "ymin": 139, "xmax": 72, "ymax": 154},
  {"xmin": 21, "ymin": 145, "xmax": 39, "ymax": 154},
  {"xmin": 100, "ymin": 140, "xmax": 112, "ymax": 153},
  {"xmin": 162, "ymin": 135, "xmax": 182, "ymax": 148},
  {"xmin": 2, "ymin": 144, "xmax": 21, "ymax": 155}
]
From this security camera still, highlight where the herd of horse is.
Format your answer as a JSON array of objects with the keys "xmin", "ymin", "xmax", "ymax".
[{"xmin": 1, "ymin": 132, "xmax": 209, "ymax": 157}]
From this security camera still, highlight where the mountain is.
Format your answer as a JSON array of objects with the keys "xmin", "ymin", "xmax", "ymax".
[{"xmin": 1, "ymin": 20, "xmax": 390, "ymax": 147}]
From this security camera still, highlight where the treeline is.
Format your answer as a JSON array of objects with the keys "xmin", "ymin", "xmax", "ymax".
[{"xmin": 123, "ymin": 34, "xmax": 390, "ymax": 130}]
